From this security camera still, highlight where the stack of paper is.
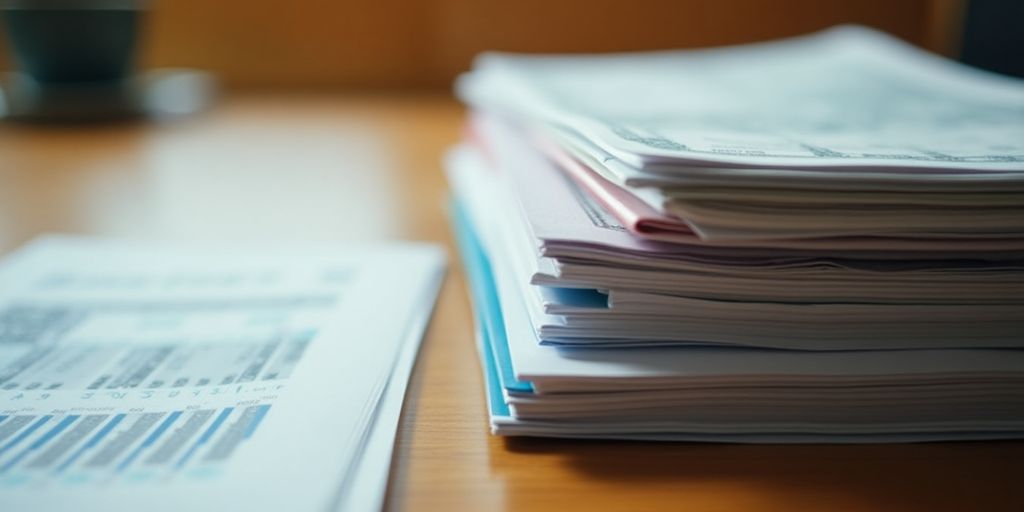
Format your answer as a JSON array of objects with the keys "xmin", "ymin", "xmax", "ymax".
[
  {"xmin": 0, "ymin": 237, "xmax": 445, "ymax": 511},
  {"xmin": 448, "ymin": 26, "xmax": 1024, "ymax": 442}
]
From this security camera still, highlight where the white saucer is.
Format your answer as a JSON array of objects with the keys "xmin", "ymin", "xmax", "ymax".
[{"xmin": 0, "ymin": 68, "xmax": 215, "ymax": 122}]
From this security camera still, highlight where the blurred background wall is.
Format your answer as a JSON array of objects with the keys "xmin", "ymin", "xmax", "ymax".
[{"xmin": 0, "ymin": 0, "xmax": 969, "ymax": 89}]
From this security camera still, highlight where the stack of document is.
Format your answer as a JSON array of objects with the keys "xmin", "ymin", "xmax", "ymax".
[
  {"xmin": 448, "ymin": 26, "xmax": 1024, "ymax": 442},
  {"xmin": 0, "ymin": 237, "xmax": 445, "ymax": 511}
]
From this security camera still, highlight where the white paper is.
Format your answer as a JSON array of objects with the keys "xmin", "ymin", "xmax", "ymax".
[
  {"xmin": 0, "ymin": 236, "xmax": 445, "ymax": 512},
  {"xmin": 472, "ymin": 112, "xmax": 1024, "ymax": 256},
  {"xmin": 448, "ymin": 150, "xmax": 1024, "ymax": 388},
  {"xmin": 460, "ymin": 25, "xmax": 1024, "ymax": 173},
  {"xmin": 446, "ymin": 142, "xmax": 1024, "ymax": 305},
  {"xmin": 451, "ymin": 174, "xmax": 1024, "ymax": 438},
  {"xmin": 334, "ymin": 273, "xmax": 438, "ymax": 512},
  {"xmin": 447, "ymin": 143, "xmax": 1024, "ymax": 349}
]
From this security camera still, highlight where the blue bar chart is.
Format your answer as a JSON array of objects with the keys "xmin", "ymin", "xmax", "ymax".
[
  {"xmin": 0, "ymin": 303, "xmax": 313, "ymax": 487},
  {"xmin": 0, "ymin": 404, "xmax": 273, "ymax": 485}
]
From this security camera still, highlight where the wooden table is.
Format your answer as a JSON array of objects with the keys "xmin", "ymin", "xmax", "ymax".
[{"xmin": 1, "ymin": 94, "xmax": 1021, "ymax": 512}]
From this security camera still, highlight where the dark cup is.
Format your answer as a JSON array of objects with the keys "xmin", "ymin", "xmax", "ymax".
[{"xmin": 1, "ymin": 0, "xmax": 147, "ymax": 84}]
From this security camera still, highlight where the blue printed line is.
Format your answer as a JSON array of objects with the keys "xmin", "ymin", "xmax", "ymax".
[
  {"xmin": 1, "ymin": 415, "xmax": 78, "ymax": 473},
  {"xmin": 116, "ymin": 411, "xmax": 182, "ymax": 473},
  {"xmin": 175, "ymin": 408, "xmax": 233, "ymax": 469},
  {"xmin": 56, "ymin": 414, "xmax": 126, "ymax": 473},
  {"xmin": 243, "ymin": 405, "xmax": 271, "ymax": 439},
  {"xmin": 0, "ymin": 416, "xmax": 52, "ymax": 458}
]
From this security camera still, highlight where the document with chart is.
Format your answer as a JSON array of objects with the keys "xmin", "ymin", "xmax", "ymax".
[{"xmin": 0, "ymin": 236, "xmax": 445, "ymax": 511}]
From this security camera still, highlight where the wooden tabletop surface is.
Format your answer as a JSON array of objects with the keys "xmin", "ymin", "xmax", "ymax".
[{"xmin": 1, "ymin": 94, "xmax": 1021, "ymax": 512}]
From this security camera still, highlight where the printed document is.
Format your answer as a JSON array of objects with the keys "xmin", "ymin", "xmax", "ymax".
[{"xmin": 0, "ymin": 236, "xmax": 445, "ymax": 511}]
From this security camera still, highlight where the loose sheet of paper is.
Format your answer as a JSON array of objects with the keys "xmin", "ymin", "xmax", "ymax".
[{"xmin": 0, "ymin": 236, "xmax": 445, "ymax": 512}]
